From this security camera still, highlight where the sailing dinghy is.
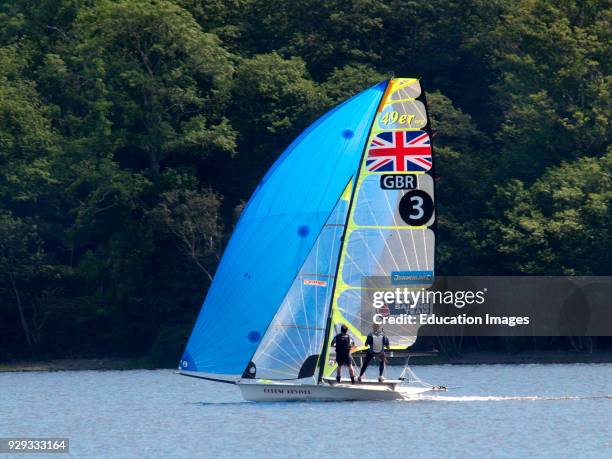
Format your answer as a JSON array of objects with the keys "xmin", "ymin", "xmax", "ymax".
[{"xmin": 179, "ymin": 78, "xmax": 446, "ymax": 401}]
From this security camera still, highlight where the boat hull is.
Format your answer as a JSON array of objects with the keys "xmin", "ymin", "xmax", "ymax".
[{"xmin": 237, "ymin": 381, "xmax": 434, "ymax": 402}]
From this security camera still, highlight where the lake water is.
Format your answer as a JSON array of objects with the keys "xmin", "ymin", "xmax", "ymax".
[{"xmin": 1, "ymin": 364, "xmax": 610, "ymax": 458}]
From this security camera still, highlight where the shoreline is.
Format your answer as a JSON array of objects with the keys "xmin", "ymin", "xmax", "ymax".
[
  {"xmin": 0, "ymin": 358, "xmax": 157, "ymax": 372},
  {"xmin": 2, "ymin": 350, "xmax": 612, "ymax": 372}
]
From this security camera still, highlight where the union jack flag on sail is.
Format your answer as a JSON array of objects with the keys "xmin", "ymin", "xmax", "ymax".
[{"xmin": 366, "ymin": 131, "xmax": 432, "ymax": 172}]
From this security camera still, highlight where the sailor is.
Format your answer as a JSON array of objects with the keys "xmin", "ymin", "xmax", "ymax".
[
  {"xmin": 331, "ymin": 324, "xmax": 356, "ymax": 384},
  {"xmin": 358, "ymin": 323, "xmax": 390, "ymax": 383}
]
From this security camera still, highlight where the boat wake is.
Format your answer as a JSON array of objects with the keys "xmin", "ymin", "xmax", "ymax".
[{"xmin": 403, "ymin": 394, "xmax": 612, "ymax": 402}]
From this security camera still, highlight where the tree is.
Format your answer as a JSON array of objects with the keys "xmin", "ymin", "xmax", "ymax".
[
  {"xmin": 425, "ymin": 91, "xmax": 494, "ymax": 274},
  {"xmin": 68, "ymin": 0, "xmax": 236, "ymax": 175},
  {"xmin": 240, "ymin": 0, "xmax": 390, "ymax": 77},
  {"xmin": 322, "ymin": 64, "xmax": 387, "ymax": 104},
  {"xmin": 487, "ymin": 148, "xmax": 612, "ymax": 274},
  {"xmin": 486, "ymin": 0, "xmax": 610, "ymax": 181},
  {"xmin": 149, "ymin": 188, "xmax": 224, "ymax": 282},
  {"xmin": 0, "ymin": 44, "xmax": 58, "ymax": 207},
  {"xmin": 0, "ymin": 213, "xmax": 45, "ymax": 346}
]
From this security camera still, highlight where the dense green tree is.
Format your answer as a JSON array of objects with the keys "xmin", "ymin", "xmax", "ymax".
[
  {"xmin": 149, "ymin": 188, "xmax": 224, "ymax": 282},
  {"xmin": 67, "ymin": 0, "xmax": 236, "ymax": 174},
  {"xmin": 0, "ymin": 0, "xmax": 609, "ymax": 359},
  {"xmin": 426, "ymin": 92, "xmax": 494, "ymax": 274},
  {"xmin": 0, "ymin": 45, "xmax": 58, "ymax": 208},
  {"xmin": 0, "ymin": 212, "xmax": 44, "ymax": 347},
  {"xmin": 322, "ymin": 64, "xmax": 387, "ymax": 104},
  {"xmin": 487, "ymin": 149, "xmax": 612, "ymax": 275},
  {"xmin": 240, "ymin": 0, "xmax": 390, "ymax": 77},
  {"xmin": 487, "ymin": 0, "xmax": 611, "ymax": 181}
]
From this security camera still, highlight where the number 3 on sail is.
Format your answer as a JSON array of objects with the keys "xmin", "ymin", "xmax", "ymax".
[{"xmin": 399, "ymin": 190, "xmax": 434, "ymax": 226}]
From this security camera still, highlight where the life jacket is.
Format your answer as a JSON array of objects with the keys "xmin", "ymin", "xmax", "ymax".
[
  {"xmin": 371, "ymin": 334, "xmax": 385, "ymax": 353},
  {"xmin": 334, "ymin": 333, "xmax": 351, "ymax": 355}
]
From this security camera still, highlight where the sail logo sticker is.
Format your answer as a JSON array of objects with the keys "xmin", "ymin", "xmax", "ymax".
[
  {"xmin": 366, "ymin": 131, "xmax": 432, "ymax": 172},
  {"xmin": 380, "ymin": 174, "xmax": 417, "ymax": 190},
  {"xmin": 378, "ymin": 99, "xmax": 428, "ymax": 129},
  {"xmin": 380, "ymin": 111, "xmax": 424, "ymax": 128},
  {"xmin": 390, "ymin": 271, "xmax": 434, "ymax": 285},
  {"xmin": 304, "ymin": 279, "xmax": 327, "ymax": 287}
]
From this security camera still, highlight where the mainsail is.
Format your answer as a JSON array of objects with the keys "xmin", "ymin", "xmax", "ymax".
[
  {"xmin": 179, "ymin": 78, "xmax": 435, "ymax": 384},
  {"xmin": 319, "ymin": 78, "xmax": 435, "ymax": 380}
]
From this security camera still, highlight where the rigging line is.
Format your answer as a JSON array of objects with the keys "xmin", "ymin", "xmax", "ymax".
[
  {"xmin": 294, "ymin": 281, "xmax": 311, "ymax": 357},
  {"xmin": 243, "ymin": 181, "xmax": 353, "ymax": 372},
  {"xmin": 319, "ymin": 222, "xmax": 344, "ymax": 353},
  {"xmin": 378, "ymin": 193, "xmax": 404, "ymax": 273},
  {"xmin": 255, "ymin": 350, "xmax": 302, "ymax": 376},
  {"xmin": 311, "ymin": 234, "xmax": 324, "ymax": 355},
  {"xmin": 269, "ymin": 298, "xmax": 308, "ymax": 362},
  {"xmin": 177, "ymin": 372, "xmax": 237, "ymax": 385},
  {"xmin": 385, "ymin": 190, "xmax": 413, "ymax": 272},
  {"xmin": 255, "ymin": 331, "xmax": 305, "ymax": 370},
  {"xmin": 384, "ymin": 97, "xmax": 416, "ymax": 104},
  {"xmin": 422, "ymin": 228, "xmax": 430, "ymax": 271},
  {"xmin": 256, "ymin": 340, "xmax": 303, "ymax": 372},
  {"xmin": 310, "ymin": 240, "xmax": 319, "ymax": 357},
  {"xmin": 270, "ymin": 324, "xmax": 326, "ymax": 331},
  {"xmin": 362, "ymin": 181, "xmax": 410, "ymax": 273}
]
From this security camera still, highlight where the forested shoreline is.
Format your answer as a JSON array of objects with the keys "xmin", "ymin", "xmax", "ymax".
[{"xmin": 0, "ymin": 0, "xmax": 610, "ymax": 364}]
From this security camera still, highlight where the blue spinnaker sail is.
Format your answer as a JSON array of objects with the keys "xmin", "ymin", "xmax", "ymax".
[{"xmin": 179, "ymin": 82, "xmax": 386, "ymax": 379}]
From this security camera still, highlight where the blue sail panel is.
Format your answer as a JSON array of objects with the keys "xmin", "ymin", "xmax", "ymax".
[
  {"xmin": 179, "ymin": 82, "xmax": 386, "ymax": 378},
  {"xmin": 250, "ymin": 195, "xmax": 348, "ymax": 380}
]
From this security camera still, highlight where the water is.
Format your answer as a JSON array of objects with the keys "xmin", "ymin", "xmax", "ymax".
[{"xmin": 1, "ymin": 364, "xmax": 611, "ymax": 458}]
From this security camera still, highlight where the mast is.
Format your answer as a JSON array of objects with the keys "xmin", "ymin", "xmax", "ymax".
[{"xmin": 316, "ymin": 79, "xmax": 393, "ymax": 383}]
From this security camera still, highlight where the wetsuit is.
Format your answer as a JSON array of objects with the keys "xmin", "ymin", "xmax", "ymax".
[
  {"xmin": 359, "ymin": 333, "xmax": 389, "ymax": 378},
  {"xmin": 331, "ymin": 333, "xmax": 353, "ymax": 365}
]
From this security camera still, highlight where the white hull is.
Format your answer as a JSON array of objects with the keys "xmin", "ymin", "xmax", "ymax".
[{"xmin": 237, "ymin": 381, "xmax": 438, "ymax": 402}]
